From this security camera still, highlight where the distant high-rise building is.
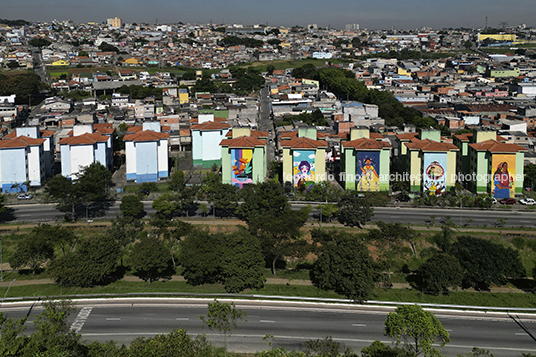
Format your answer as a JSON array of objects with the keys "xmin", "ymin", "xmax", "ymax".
[
  {"xmin": 345, "ymin": 23, "xmax": 360, "ymax": 31},
  {"xmin": 107, "ymin": 17, "xmax": 122, "ymax": 28}
]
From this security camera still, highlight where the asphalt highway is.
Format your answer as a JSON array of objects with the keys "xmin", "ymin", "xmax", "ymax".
[
  {"xmin": 2, "ymin": 299, "xmax": 536, "ymax": 356},
  {"xmin": 5, "ymin": 202, "xmax": 536, "ymax": 228}
]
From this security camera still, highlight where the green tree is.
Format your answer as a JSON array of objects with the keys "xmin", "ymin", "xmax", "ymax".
[
  {"xmin": 107, "ymin": 216, "xmax": 145, "ymax": 267},
  {"xmin": 450, "ymin": 236, "xmax": 525, "ymax": 290},
  {"xmin": 152, "ymin": 192, "xmax": 178, "ymax": 218},
  {"xmin": 180, "ymin": 229, "xmax": 223, "ymax": 285},
  {"xmin": 337, "ymin": 192, "xmax": 374, "ymax": 228},
  {"xmin": 384, "ymin": 305, "xmax": 450, "ymax": 356},
  {"xmin": 419, "ymin": 253, "xmax": 463, "ymax": 294},
  {"xmin": 361, "ymin": 340, "xmax": 413, "ymax": 357},
  {"xmin": 310, "ymin": 229, "xmax": 378, "ymax": 303},
  {"xmin": 524, "ymin": 163, "xmax": 536, "ymax": 191},
  {"xmin": 28, "ymin": 38, "xmax": 51, "ymax": 48},
  {"xmin": 77, "ymin": 162, "xmax": 113, "ymax": 202},
  {"xmin": 10, "ymin": 231, "xmax": 55, "ymax": 274},
  {"xmin": 266, "ymin": 64, "xmax": 275, "ymax": 76},
  {"xmin": 120, "ymin": 194, "xmax": 145, "ymax": 218},
  {"xmin": 43, "ymin": 175, "xmax": 79, "ymax": 218},
  {"xmin": 368, "ymin": 223, "xmax": 419, "ymax": 284},
  {"xmin": 25, "ymin": 300, "xmax": 87, "ymax": 356},
  {"xmin": 200, "ymin": 299, "xmax": 246, "ymax": 352},
  {"xmin": 0, "ymin": 73, "xmax": 44, "ymax": 105},
  {"xmin": 48, "ymin": 233, "xmax": 121, "ymax": 287},
  {"xmin": 221, "ymin": 228, "xmax": 266, "ymax": 293},
  {"xmin": 129, "ymin": 235, "xmax": 172, "ymax": 283},
  {"xmin": 169, "ymin": 170, "xmax": 185, "ymax": 192},
  {"xmin": 127, "ymin": 329, "xmax": 214, "ymax": 357},
  {"xmin": 237, "ymin": 181, "xmax": 310, "ymax": 275},
  {"xmin": 0, "ymin": 311, "xmax": 28, "ymax": 356}
]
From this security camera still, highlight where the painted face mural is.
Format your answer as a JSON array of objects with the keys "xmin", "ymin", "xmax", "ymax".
[
  {"xmin": 492, "ymin": 155, "xmax": 515, "ymax": 199},
  {"xmin": 356, "ymin": 151, "xmax": 380, "ymax": 191},
  {"xmin": 231, "ymin": 149, "xmax": 253, "ymax": 188},
  {"xmin": 293, "ymin": 150, "xmax": 315, "ymax": 188},
  {"xmin": 423, "ymin": 153, "xmax": 447, "ymax": 196}
]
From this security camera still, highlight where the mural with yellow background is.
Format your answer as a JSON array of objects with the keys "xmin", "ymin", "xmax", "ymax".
[{"xmin": 491, "ymin": 154, "xmax": 515, "ymax": 199}]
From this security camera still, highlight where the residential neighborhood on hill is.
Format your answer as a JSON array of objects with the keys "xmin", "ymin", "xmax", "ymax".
[{"xmin": 0, "ymin": 18, "xmax": 535, "ymax": 201}]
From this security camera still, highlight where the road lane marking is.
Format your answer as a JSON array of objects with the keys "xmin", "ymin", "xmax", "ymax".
[
  {"xmin": 71, "ymin": 306, "xmax": 93, "ymax": 333},
  {"xmin": 260, "ymin": 320, "xmax": 275, "ymax": 323},
  {"xmin": 516, "ymin": 332, "xmax": 528, "ymax": 335},
  {"xmin": 106, "ymin": 318, "xmax": 121, "ymax": 321},
  {"xmin": 352, "ymin": 324, "xmax": 366, "ymax": 326},
  {"xmin": 176, "ymin": 318, "xmax": 189, "ymax": 321}
]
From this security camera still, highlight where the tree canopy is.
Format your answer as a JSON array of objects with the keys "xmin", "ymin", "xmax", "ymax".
[
  {"xmin": 237, "ymin": 181, "xmax": 310, "ymax": 275},
  {"xmin": 384, "ymin": 305, "xmax": 450, "ymax": 356},
  {"xmin": 450, "ymin": 236, "xmax": 525, "ymax": 290},
  {"xmin": 310, "ymin": 229, "xmax": 378, "ymax": 303}
]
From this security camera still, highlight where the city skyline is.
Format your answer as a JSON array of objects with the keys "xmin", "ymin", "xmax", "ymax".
[{"xmin": 1, "ymin": 0, "xmax": 535, "ymax": 30}]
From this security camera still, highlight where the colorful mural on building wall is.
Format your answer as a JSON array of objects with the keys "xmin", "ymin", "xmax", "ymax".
[
  {"xmin": 491, "ymin": 154, "xmax": 515, "ymax": 199},
  {"xmin": 356, "ymin": 151, "xmax": 380, "ymax": 191},
  {"xmin": 423, "ymin": 153, "xmax": 447, "ymax": 196},
  {"xmin": 293, "ymin": 150, "xmax": 315, "ymax": 188},
  {"xmin": 231, "ymin": 149, "xmax": 253, "ymax": 188}
]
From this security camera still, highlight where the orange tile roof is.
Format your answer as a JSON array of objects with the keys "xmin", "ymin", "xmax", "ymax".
[
  {"xmin": 370, "ymin": 132, "xmax": 385, "ymax": 140},
  {"xmin": 2, "ymin": 132, "xmax": 16, "ymax": 139},
  {"xmin": 180, "ymin": 129, "xmax": 191, "ymax": 136},
  {"xmin": 220, "ymin": 136, "xmax": 267, "ymax": 148},
  {"xmin": 40, "ymin": 130, "xmax": 55, "ymax": 137},
  {"xmin": 58, "ymin": 132, "xmax": 109, "ymax": 146},
  {"xmin": 190, "ymin": 121, "xmax": 230, "ymax": 131},
  {"xmin": 342, "ymin": 138, "xmax": 392, "ymax": 150},
  {"xmin": 453, "ymin": 133, "xmax": 473, "ymax": 142},
  {"xmin": 405, "ymin": 139, "xmax": 459, "ymax": 152},
  {"xmin": 395, "ymin": 132, "xmax": 419, "ymax": 141},
  {"xmin": 126, "ymin": 126, "xmax": 143, "ymax": 134},
  {"xmin": 0, "ymin": 136, "xmax": 45, "ymax": 148},
  {"xmin": 281, "ymin": 136, "xmax": 328, "ymax": 149},
  {"xmin": 468, "ymin": 139, "xmax": 527, "ymax": 153},
  {"xmin": 123, "ymin": 130, "xmax": 170, "ymax": 142}
]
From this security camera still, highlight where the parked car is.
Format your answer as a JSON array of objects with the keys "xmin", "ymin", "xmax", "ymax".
[
  {"xmin": 17, "ymin": 193, "xmax": 33, "ymax": 200},
  {"xmin": 499, "ymin": 198, "xmax": 516, "ymax": 205},
  {"xmin": 520, "ymin": 197, "xmax": 536, "ymax": 205}
]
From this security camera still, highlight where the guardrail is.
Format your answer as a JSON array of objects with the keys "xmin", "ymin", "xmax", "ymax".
[{"xmin": 2, "ymin": 292, "xmax": 536, "ymax": 313}]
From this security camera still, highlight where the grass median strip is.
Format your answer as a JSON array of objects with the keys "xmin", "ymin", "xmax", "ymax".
[{"xmin": 2, "ymin": 280, "xmax": 536, "ymax": 309}]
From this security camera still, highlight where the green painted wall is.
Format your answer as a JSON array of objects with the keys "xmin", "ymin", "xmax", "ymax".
[
  {"xmin": 379, "ymin": 149, "xmax": 390, "ymax": 191},
  {"xmin": 221, "ymin": 147, "xmax": 232, "ymax": 184},
  {"xmin": 252, "ymin": 147, "xmax": 266, "ymax": 183}
]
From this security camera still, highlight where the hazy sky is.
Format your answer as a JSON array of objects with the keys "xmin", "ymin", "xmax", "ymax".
[{"xmin": 1, "ymin": 0, "xmax": 535, "ymax": 30}]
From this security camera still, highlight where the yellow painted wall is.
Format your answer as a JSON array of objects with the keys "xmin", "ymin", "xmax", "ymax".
[
  {"xmin": 350, "ymin": 128, "xmax": 370, "ymax": 140},
  {"xmin": 478, "ymin": 33, "xmax": 516, "ymax": 42},
  {"xmin": 302, "ymin": 79, "xmax": 319, "ymax": 87},
  {"xmin": 51, "ymin": 60, "xmax": 69, "ymax": 66},
  {"xmin": 282, "ymin": 148, "xmax": 293, "ymax": 184},
  {"xmin": 179, "ymin": 91, "xmax": 189, "ymax": 104},
  {"xmin": 446, "ymin": 151, "xmax": 457, "ymax": 187},
  {"xmin": 474, "ymin": 130, "xmax": 496, "ymax": 143},
  {"xmin": 315, "ymin": 149, "xmax": 326, "ymax": 182},
  {"xmin": 410, "ymin": 150, "xmax": 422, "ymax": 187},
  {"xmin": 232, "ymin": 127, "xmax": 252, "ymax": 138},
  {"xmin": 397, "ymin": 68, "xmax": 410, "ymax": 76}
]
